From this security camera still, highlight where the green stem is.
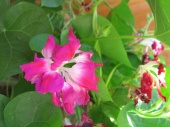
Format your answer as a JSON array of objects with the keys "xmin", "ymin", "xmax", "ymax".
[
  {"xmin": 80, "ymin": 35, "xmax": 155, "ymax": 42},
  {"xmin": 106, "ymin": 64, "xmax": 121, "ymax": 87},
  {"xmin": 92, "ymin": 6, "xmax": 98, "ymax": 36},
  {"xmin": 102, "ymin": 0, "xmax": 113, "ymax": 9},
  {"xmin": 6, "ymin": 78, "xmax": 10, "ymax": 97},
  {"xmin": 75, "ymin": 106, "xmax": 82, "ymax": 120},
  {"xmin": 91, "ymin": 92, "xmax": 98, "ymax": 105},
  {"xmin": 69, "ymin": 0, "xmax": 76, "ymax": 19},
  {"xmin": 10, "ymin": 86, "xmax": 14, "ymax": 99},
  {"xmin": 144, "ymin": 14, "xmax": 154, "ymax": 35}
]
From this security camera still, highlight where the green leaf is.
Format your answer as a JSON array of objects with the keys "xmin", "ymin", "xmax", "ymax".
[
  {"xmin": 0, "ymin": 94, "xmax": 10, "ymax": 127},
  {"xmin": 97, "ymin": 16, "xmax": 132, "ymax": 67},
  {"xmin": 0, "ymin": 2, "xmax": 52, "ymax": 81},
  {"xmin": 128, "ymin": 53, "xmax": 141, "ymax": 69},
  {"xmin": 112, "ymin": 88, "xmax": 131, "ymax": 107},
  {"xmin": 12, "ymin": 0, "xmax": 35, "ymax": 4},
  {"xmin": 101, "ymin": 101, "xmax": 120, "ymax": 123},
  {"xmin": 13, "ymin": 78, "xmax": 35, "ymax": 97},
  {"xmin": 0, "ymin": 0, "xmax": 10, "ymax": 24},
  {"xmin": 29, "ymin": 34, "xmax": 51, "ymax": 53},
  {"xmin": 94, "ymin": 77, "xmax": 113, "ymax": 102},
  {"xmin": 88, "ymin": 105, "xmax": 116, "ymax": 127},
  {"xmin": 29, "ymin": 34, "xmax": 59, "ymax": 53},
  {"xmin": 41, "ymin": 0, "xmax": 64, "ymax": 8},
  {"xmin": 72, "ymin": 14, "xmax": 131, "ymax": 67},
  {"xmin": 4, "ymin": 91, "xmax": 63, "ymax": 127},
  {"xmin": 72, "ymin": 14, "xmax": 94, "ymax": 39},
  {"xmin": 147, "ymin": 0, "xmax": 170, "ymax": 46},
  {"xmin": 161, "ymin": 66, "xmax": 170, "ymax": 99},
  {"xmin": 118, "ymin": 102, "xmax": 170, "ymax": 127},
  {"xmin": 107, "ymin": 0, "xmax": 134, "ymax": 42},
  {"xmin": 60, "ymin": 29, "xmax": 69, "ymax": 45}
]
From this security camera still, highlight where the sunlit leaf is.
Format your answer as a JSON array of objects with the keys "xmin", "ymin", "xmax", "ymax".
[
  {"xmin": 147, "ymin": 0, "xmax": 170, "ymax": 46},
  {"xmin": 161, "ymin": 66, "xmax": 170, "ymax": 100},
  {"xmin": 118, "ymin": 102, "xmax": 170, "ymax": 127},
  {"xmin": 118, "ymin": 90, "xmax": 169, "ymax": 127},
  {"xmin": 107, "ymin": 0, "xmax": 134, "ymax": 42}
]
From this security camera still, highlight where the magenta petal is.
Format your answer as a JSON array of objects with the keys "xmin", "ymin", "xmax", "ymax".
[
  {"xmin": 63, "ymin": 103, "xmax": 75, "ymax": 115},
  {"xmin": 51, "ymin": 28, "xmax": 81, "ymax": 69},
  {"xmin": 51, "ymin": 43, "xmax": 80, "ymax": 69},
  {"xmin": 67, "ymin": 28, "xmax": 80, "ymax": 50},
  {"xmin": 42, "ymin": 35, "xmax": 61, "ymax": 58},
  {"xmin": 20, "ymin": 55, "xmax": 50, "ymax": 84},
  {"xmin": 66, "ymin": 77, "xmax": 90, "ymax": 105},
  {"xmin": 74, "ymin": 86, "xmax": 90, "ymax": 105},
  {"xmin": 35, "ymin": 71, "xmax": 64, "ymax": 94},
  {"xmin": 66, "ymin": 62, "xmax": 102, "ymax": 91},
  {"xmin": 71, "ymin": 52, "xmax": 93, "ymax": 63},
  {"xmin": 52, "ymin": 82, "xmax": 76, "ymax": 115},
  {"xmin": 52, "ymin": 92, "xmax": 62, "ymax": 106},
  {"xmin": 62, "ymin": 83, "xmax": 75, "ymax": 115},
  {"xmin": 62, "ymin": 83, "xmax": 74, "ymax": 103}
]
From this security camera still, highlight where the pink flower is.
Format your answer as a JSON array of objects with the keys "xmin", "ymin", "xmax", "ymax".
[
  {"xmin": 20, "ymin": 28, "xmax": 102, "ymax": 115},
  {"xmin": 20, "ymin": 37, "xmax": 65, "ymax": 94}
]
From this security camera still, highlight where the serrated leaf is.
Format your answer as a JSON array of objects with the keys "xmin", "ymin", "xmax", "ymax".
[
  {"xmin": 147, "ymin": 0, "xmax": 170, "ymax": 46},
  {"xmin": 0, "ymin": 2, "xmax": 52, "ymax": 81},
  {"xmin": 4, "ymin": 91, "xmax": 63, "ymax": 127},
  {"xmin": 0, "ymin": 94, "xmax": 10, "ymax": 127}
]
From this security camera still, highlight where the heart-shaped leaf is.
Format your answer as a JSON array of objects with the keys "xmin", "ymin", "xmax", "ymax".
[
  {"xmin": 0, "ymin": 2, "xmax": 52, "ymax": 81},
  {"xmin": 4, "ymin": 91, "xmax": 63, "ymax": 127},
  {"xmin": 0, "ymin": 0, "xmax": 10, "ymax": 24},
  {"xmin": 0, "ymin": 94, "xmax": 10, "ymax": 127}
]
